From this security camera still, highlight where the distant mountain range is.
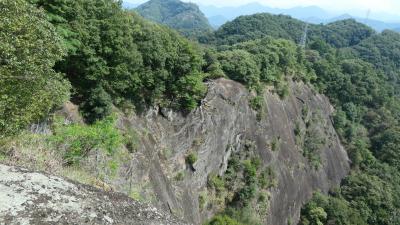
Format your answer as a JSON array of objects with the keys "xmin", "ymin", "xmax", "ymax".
[
  {"xmin": 198, "ymin": 2, "xmax": 400, "ymax": 32},
  {"xmin": 123, "ymin": 1, "xmax": 400, "ymax": 32},
  {"xmin": 199, "ymin": 3, "xmax": 334, "ymax": 27},
  {"xmin": 307, "ymin": 14, "xmax": 400, "ymax": 32}
]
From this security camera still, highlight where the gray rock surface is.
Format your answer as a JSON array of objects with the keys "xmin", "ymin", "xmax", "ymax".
[
  {"xmin": 114, "ymin": 78, "xmax": 350, "ymax": 225},
  {"xmin": 0, "ymin": 164, "xmax": 188, "ymax": 225}
]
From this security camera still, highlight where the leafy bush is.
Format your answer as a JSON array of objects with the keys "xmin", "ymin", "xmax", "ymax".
[
  {"xmin": 208, "ymin": 174, "xmax": 226, "ymax": 193},
  {"xmin": 51, "ymin": 116, "xmax": 123, "ymax": 164},
  {"xmin": 218, "ymin": 50, "xmax": 260, "ymax": 87},
  {"xmin": 205, "ymin": 215, "xmax": 243, "ymax": 225},
  {"xmin": 186, "ymin": 152, "xmax": 198, "ymax": 166}
]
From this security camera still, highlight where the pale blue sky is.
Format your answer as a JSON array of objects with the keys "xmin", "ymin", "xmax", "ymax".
[{"xmin": 125, "ymin": 0, "xmax": 400, "ymax": 15}]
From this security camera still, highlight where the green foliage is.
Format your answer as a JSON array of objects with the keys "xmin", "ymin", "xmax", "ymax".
[
  {"xmin": 259, "ymin": 167, "xmax": 276, "ymax": 189},
  {"xmin": 51, "ymin": 116, "xmax": 123, "ymax": 164},
  {"xmin": 301, "ymin": 24, "xmax": 400, "ymax": 225},
  {"xmin": 208, "ymin": 174, "xmax": 225, "ymax": 193},
  {"xmin": 186, "ymin": 152, "xmax": 198, "ymax": 166},
  {"xmin": 209, "ymin": 13, "xmax": 306, "ymax": 45},
  {"xmin": 351, "ymin": 30, "xmax": 400, "ymax": 96},
  {"xmin": 136, "ymin": 0, "xmax": 212, "ymax": 39},
  {"xmin": 372, "ymin": 128, "xmax": 400, "ymax": 169},
  {"xmin": 175, "ymin": 172, "xmax": 185, "ymax": 181},
  {"xmin": 300, "ymin": 198, "xmax": 328, "ymax": 225},
  {"xmin": 204, "ymin": 215, "xmax": 244, "ymax": 225},
  {"xmin": 206, "ymin": 141, "xmax": 274, "ymax": 224},
  {"xmin": 249, "ymin": 96, "xmax": 264, "ymax": 111},
  {"xmin": 303, "ymin": 115, "xmax": 326, "ymax": 169},
  {"xmin": 270, "ymin": 137, "xmax": 280, "ymax": 152},
  {"xmin": 0, "ymin": 0, "xmax": 70, "ymax": 137},
  {"xmin": 29, "ymin": 0, "xmax": 207, "ymax": 122},
  {"xmin": 311, "ymin": 19, "xmax": 375, "ymax": 48},
  {"xmin": 218, "ymin": 50, "xmax": 260, "ymax": 87},
  {"xmin": 205, "ymin": 14, "xmax": 373, "ymax": 49},
  {"xmin": 227, "ymin": 37, "xmax": 314, "ymax": 83}
]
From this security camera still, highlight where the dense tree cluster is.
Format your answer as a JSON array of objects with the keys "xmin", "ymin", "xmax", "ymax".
[
  {"xmin": 310, "ymin": 19, "xmax": 375, "ymax": 48},
  {"xmin": 203, "ymin": 13, "xmax": 375, "ymax": 49},
  {"xmin": 0, "ymin": 0, "xmax": 70, "ymax": 137},
  {"xmin": 299, "ymin": 28, "xmax": 400, "ymax": 225},
  {"xmin": 28, "ymin": 0, "xmax": 207, "ymax": 122},
  {"xmin": 206, "ymin": 13, "xmax": 306, "ymax": 45}
]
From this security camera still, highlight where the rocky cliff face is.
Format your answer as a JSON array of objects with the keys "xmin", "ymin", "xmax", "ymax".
[
  {"xmin": 2, "ymin": 78, "xmax": 349, "ymax": 225},
  {"xmin": 109, "ymin": 78, "xmax": 350, "ymax": 225},
  {"xmin": 0, "ymin": 164, "xmax": 187, "ymax": 225}
]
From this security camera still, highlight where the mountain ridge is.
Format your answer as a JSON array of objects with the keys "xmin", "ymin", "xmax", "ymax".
[
  {"xmin": 135, "ymin": 0, "xmax": 212, "ymax": 38},
  {"xmin": 197, "ymin": 2, "xmax": 400, "ymax": 31}
]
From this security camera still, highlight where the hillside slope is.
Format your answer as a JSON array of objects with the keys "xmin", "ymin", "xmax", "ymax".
[
  {"xmin": 136, "ymin": 0, "xmax": 212, "ymax": 38},
  {"xmin": 206, "ymin": 13, "xmax": 375, "ymax": 48}
]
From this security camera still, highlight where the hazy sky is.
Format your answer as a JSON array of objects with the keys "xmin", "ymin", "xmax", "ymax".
[{"xmin": 125, "ymin": 0, "xmax": 400, "ymax": 15}]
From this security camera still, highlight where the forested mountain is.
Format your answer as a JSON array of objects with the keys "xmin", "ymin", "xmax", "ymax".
[
  {"xmin": 199, "ymin": 12, "xmax": 400, "ymax": 225},
  {"xmin": 2, "ymin": 0, "xmax": 400, "ymax": 225},
  {"xmin": 199, "ymin": 2, "xmax": 400, "ymax": 32},
  {"xmin": 136, "ymin": 0, "xmax": 212, "ymax": 38},
  {"xmin": 209, "ymin": 13, "xmax": 307, "ymax": 45},
  {"xmin": 204, "ymin": 13, "xmax": 375, "ymax": 48}
]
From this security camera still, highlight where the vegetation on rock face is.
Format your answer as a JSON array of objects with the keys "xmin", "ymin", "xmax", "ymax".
[
  {"xmin": 50, "ymin": 116, "xmax": 123, "ymax": 165},
  {"xmin": 135, "ymin": 0, "xmax": 212, "ymax": 39},
  {"xmin": 203, "ymin": 140, "xmax": 275, "ymax": 225}
]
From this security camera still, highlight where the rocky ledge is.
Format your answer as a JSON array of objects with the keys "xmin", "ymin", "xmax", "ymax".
[{"xmin": 0, "ymin": 164, "xmax": 188, "ymax": 225}]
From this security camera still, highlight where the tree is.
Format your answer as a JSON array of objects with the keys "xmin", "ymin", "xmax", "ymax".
[
  {"xmin": 30, "ymin": 0, "xmax": 207, "ymax": 121},
  {"xmin": 0, "ymin": 0, "xmax": 70, "ymax": 137},
  {"xmin": 218, "ymin": 50, "xmax": 260, "ymax": 87}
]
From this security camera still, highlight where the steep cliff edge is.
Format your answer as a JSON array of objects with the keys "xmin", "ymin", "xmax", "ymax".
[
  {"xmin": 1, "ymin": 78, "xmax": 349, "ymax": 225},
  {"xmin": 111, "ymin": 78, "xmax": 350, "ymax": 225},
  {"xmin": 0, "ymin": 164, "xmax": 188, "ymax": 225}
]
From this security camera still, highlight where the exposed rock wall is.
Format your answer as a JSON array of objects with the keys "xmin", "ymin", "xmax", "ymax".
[
  {"xmin": 114, "ymin": 78, "xmax": 350, "ymax": 225},
  {"xmin": 0, "ymin": 164, "xmax": 188, "ymax": 225}
]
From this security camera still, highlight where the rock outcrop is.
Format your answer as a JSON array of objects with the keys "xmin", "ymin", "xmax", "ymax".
[
  {"xmin": 0, "ymin": 164, "xmax": 188, "ymax": 225},
  {"xmin": 2, "ymin": 78, "xmax": 350, "ymax": 225},
  {"xmin": 111, "ymin": 78, "xmax": 350, "ymax": 225}
]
